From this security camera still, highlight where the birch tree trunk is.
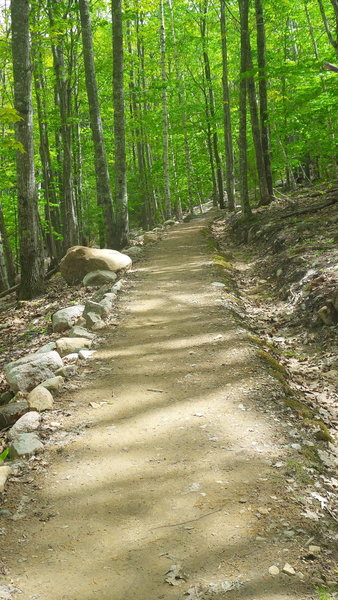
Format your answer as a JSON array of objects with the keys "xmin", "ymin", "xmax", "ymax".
[
  {"xmin": 11, "ymin": 0, "xmax": 45, "ymax": 299},
  {"xmin": 112, "ymin": 0, "xmax": 129, "ymax": 248},
  {"xmin": 79, "ymin": 0, "xmax": 116, "ymax": 248}
]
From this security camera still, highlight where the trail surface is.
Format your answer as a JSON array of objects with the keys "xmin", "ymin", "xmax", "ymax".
[{"xmin": 2, "ymin": 214, "xmax": 315, "ymax": 599}]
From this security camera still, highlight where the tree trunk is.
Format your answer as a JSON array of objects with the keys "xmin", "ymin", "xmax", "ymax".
[
  {"xmin": 79, "ymin": 0, "xmax": 116, "ymax": 248},
  {"xmin": 47, "ymin": 0, "xmax": 79, "ymax": 252},
  {"xmin": 220, "ymin": 0, "xmax": 235, "ymax": 211},
  {"xmin": 159, "ymin": 0, "xmax": 172, "ymax": 219},
  {"xmin": 112, "ymin": 0, "xmax": 129, "ymax": 248},
  {"xmin": 255, "ymin": 0, "xmax": 273, "ymax": 197},
  {"xmin": 11, "ymin": 0, "xmax": 45, "ymax": 299},
  {"xmin": 238, "ymin": 0, "xmax": 251, "ymax": 217},
  {"xmin": 200, "ymin": 0, "xmax": 224, "ymax": 209},
  {"xmin": 0, "ymin": 200, "xmax": 16, "ymax": 287},
  {"xmin": 317, "ymin": 0, "xmax": 338, "ymax": 57}
]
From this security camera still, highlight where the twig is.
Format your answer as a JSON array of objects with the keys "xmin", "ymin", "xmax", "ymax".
[
  {"xmin": 147, "ymin": 388, "xmax": 166, "ymax": 393},
  {"xmin": 151, "ymin": 508, "xmax": 222, "ymax": 531}
]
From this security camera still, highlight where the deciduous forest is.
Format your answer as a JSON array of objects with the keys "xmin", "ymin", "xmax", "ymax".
[{"xmin": 0, "ymin": 0, "xmax": 337, "ymax": 298}]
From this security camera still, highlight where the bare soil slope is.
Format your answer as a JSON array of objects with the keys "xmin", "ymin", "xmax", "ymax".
[{"xmin": 0, "ymin": 213, "xmax": 328, "ymax": 600}]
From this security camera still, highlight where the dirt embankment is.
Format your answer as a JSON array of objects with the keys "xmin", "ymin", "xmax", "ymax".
[{"xmin": 0, "ymin": 209, "xmax": 336, "ymax": 600}]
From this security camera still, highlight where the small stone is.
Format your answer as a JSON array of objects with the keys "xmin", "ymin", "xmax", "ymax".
[
  {"xmin": 283, "ymin": 530, "xmax": 295, "ymax": 538},
  {"xmin": 282, "ymin": 563, "xmax": 296, "ymax": 576},
  {"xmin": 78, "ymin": 350, "xmax": 94, "ymax": 360},
  {"xmin": 269, "ymin": 566, "xmax": 280, "ymax": 576},
  {"xmin": 68, "ymin": 326, "xmax": 95, "ymax": 340},
  {"xmin": 85, "ymin": 312, "xmax": 105, "ymax": 330},
  {"xmin": 36, "ymin": 342, "xmax": 57, "ymax": 354},
  {"xmin": 56, "ymin": 337, "xmax": 92, "ymax": 358},
  {"xmin": 9, "ymin": 433, "xmax": 43, "ymax": 458},
  {"xmin": 308, "ymin": 545, "xmax": 321, "ymax": 554},
  {"xmin": 40, "ymin": 376, "xmax": 64, "ymax": 392},
  {"xmin": 290, "ymin": 443, "xmax": 301, "ymax": 451},
  {"xmin": 27, "ymin": 386, "xmax": 53, "ymax": 412},
  {"xmin": 211, "ymin": 282, "xmax": 226, "ymax": 288},
  {"xmin": 63, "ymin": 353, "xmax": 79, "ymax": 362},
  {"xmin": 112, "ymin": 280, "xmax": 123, "ymax": 292},
  {"xmin": 274, "ymin": 461, "xmax": 285, "ymax": 468},
  {"xmin": 0, "ymin": 466, "xmax": 11, "ymax": 493},
  {"xmin": 55, "ymin": 366, "xmax": 78, "ymax": 378},
  {"xmin": 257, "ymin": 507, "xmax": 270, "ymax": 515},
  {"xmin": 239, "ymin": 498, "xmax": 248, "ymax": 503}
]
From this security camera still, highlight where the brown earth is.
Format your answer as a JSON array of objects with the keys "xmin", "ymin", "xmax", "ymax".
[{"xmin": 0, "ymin": 212, "xmax": 333, "ymax": 600}]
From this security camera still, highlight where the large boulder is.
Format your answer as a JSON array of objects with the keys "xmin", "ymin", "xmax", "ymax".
[
  {"xmin": 82, "ymin": 270, "xmax": 117, "ymax": 287},
  {"xmin": 60, "ymin": 246, "xmax": 132, "ymax": 285},
  {"xmin": 52, "ymin": 305, "xmax": 85, "ymax": 333},
  {"xmin": 4, "ymin": 351, "xmax": 63, "ymax": 392},
  {"xmin": 9, "ymin": 433, "xmax": 43, "ymax": 458}
]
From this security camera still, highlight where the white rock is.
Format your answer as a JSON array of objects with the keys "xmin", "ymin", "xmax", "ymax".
[
  {"xmin": 8, "ymin": 412, "xmax": 41, "ymax": 439},
  {"xmin": 268, "ymin": 566, "xmax": 280, "ymax": 576},
  {"xmin": 78, "ymin": 349, "xmax": 94, "ymax": 360},
  {"xmin": 62, "ymin": 353, "xmax": 79, "ymax": 362},
  {"xmin": 82, "ymin": 270, "xmax": 117, "ymax": 287},
  {"xmin": 4, "ymin": 351, "xmax": 63, "ymax": 392},
  {"xmin": 27, "ymin": 386, "xmax": 53, "ymax": 412},
  {"xmin": 60, "ymin": 246, "xmax": 132, "ymax": 285},
  {"xmin": 211, "ymin": 282, "xmax": 226, "ymax": 287},
  {"xmin": 0, "ymin": 466, "xmax": 11, "ymax": 493},
  {"xmin": 282, "ymin": 563, "xmax": 296, "ymax": 576},
  {"xmin": 56, "ymin": 337, "xmax": 92, "ymax": 357},
  {"xmin": 52, "ymin": 305, "xmax": 85, "ymax": 333}
]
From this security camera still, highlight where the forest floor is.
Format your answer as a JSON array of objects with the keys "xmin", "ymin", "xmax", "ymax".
[{"xmin": 0, "ymin": 203, "xmax": 337, "ymax": 600}]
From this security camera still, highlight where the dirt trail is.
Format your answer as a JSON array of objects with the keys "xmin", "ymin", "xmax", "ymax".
[{"xmin": 2, "ymin": 214, "xmax": 315, "ymax": 600}]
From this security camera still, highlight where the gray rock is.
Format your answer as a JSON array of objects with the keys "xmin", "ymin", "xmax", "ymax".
[
  {"xmin": 4, "ymin": 351, "xmax": 63, "ymax": 392},
  {"xmin": 8, "ymin": 411, "xmax": 41, "ymax": 439},
  {"xmin": 52, "ymin": 305, "xmax": 85, "ymax": 333},
  {"xmin": 0, "ymin": 466, "xmax": 11, "ymax": 493},
  {"xmin": 112, "ymin": 280, "xmax": 123, "ymax": 293},
  {"xmin": 143, "ymin": 232, "xmax": 159, "ymax": 245},
  {"xmin": 82, "ymin": 269, "xmax": 117, "ymax": 287},
  {"xmin": 0, "ymin": 391, "xmax": 14, "ymax": 406},
  {"xmin": 40, "ymin": 376, "xmax": 64, "ymax": 392},
  {"xmin": 56, "ymin": 337, "xmax": 92, "ymax": 357},
  {"xmin": 27, "ymin": 386, "xmax": 53, "ymax": 412},
  {"xmin": 211, "ymin": 282, "xmax": 226, "ymax": 288},
  {"xmin": 0, "ymin": 402, "xmax": 29, "ymax": 429},
  {"xmin": 9, "ymin": 433, "xmax": 43, "ymax": 458},
  {"xmin": 68, "ymin": 326, "xmax": 95, "ymax": 340},
  {"xmin": 36, "ymin": 342, "xmax": 57, "ymax": 354},
  {"xmin": 55, "ymin": 365, "xmax": 78, "ymax": 378},
  {"xmin": 99, "ymin": 297, "xmax": 114, "ymax": 315},
  {"xmin": 83, "ymin": 300, "xmax": 106, "ymax": 318},
  {"xmin": 85, "ymin": 312, "xmax": 105, "ymax": 330},
  {"xmin": 164, "ymin": 219, "xmax": 176, "ymax": 226},
  {"xmin": 123, "ymin": 246, "xmax": 143, "ymax": 258}
]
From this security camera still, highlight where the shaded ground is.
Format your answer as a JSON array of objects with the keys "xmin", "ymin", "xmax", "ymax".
[{"xmin": 0, "ymin": 212, "xmax": 335, "ymax": 600}]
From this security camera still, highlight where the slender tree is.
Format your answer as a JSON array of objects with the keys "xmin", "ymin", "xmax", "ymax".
[
  {"xmin": 79, "ymin": 0, "xmax": 116, "ymax": 248},
  {"xmin": 238, "ymin": 0, "xmax": 251, "ymax": 217},
  {"xmin": 220, "ymin": 0, "xmax": 235, "ymax": 211},
  {"xmin": 112, "ymin": 0, "xmax": 129, "ymax": 248},
  {"xmin": 159, "ymin": 0, "xmax": 171, "ymax": 219},
  {"xmin": 11, "ymin": 0, "xmax": 45, "ymax": 299}
]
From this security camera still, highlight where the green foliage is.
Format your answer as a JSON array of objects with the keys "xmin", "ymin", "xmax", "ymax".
[{"xmin": 0, "ymin": 448, "xmax": 9, "ymax": 463}]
